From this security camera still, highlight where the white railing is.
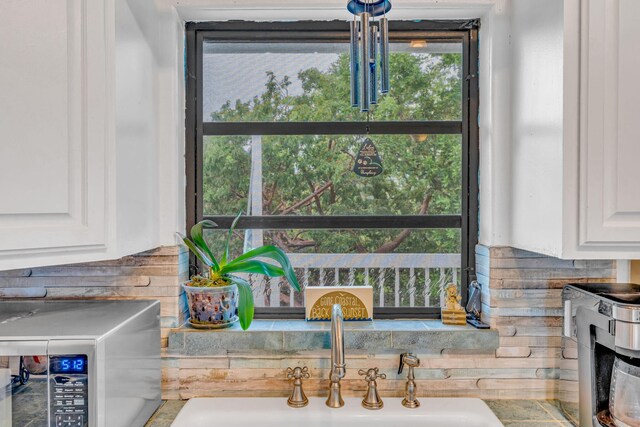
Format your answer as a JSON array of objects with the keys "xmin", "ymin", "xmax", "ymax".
[{"xmin": 240, "ymin": 253, "xmax": 461, "ymax": 309}]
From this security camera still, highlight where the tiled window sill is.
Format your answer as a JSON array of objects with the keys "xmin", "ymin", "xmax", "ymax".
[{"xmin": 167, "ymin": 319, "xmax": 498, "ymax": 355}]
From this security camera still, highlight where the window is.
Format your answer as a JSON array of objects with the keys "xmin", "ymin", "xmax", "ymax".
[{"xmin": 186, "ymin": 21, "xmax": 479, "ymax": 318}]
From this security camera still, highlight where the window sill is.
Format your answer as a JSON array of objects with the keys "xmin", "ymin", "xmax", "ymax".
[{"xmin": 167, "ymin": 319, "xmax": 498, "ymax": 355}]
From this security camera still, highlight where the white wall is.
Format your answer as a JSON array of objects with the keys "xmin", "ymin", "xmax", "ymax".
[{"xmin": 170, "ymin": 0, "xmax": 494, "ymax": 21}]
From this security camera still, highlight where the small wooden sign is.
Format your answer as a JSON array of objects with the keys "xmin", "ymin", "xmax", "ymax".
[
  {"xmin": 353, "ymin": 138, "xmax": 383, "ymax": 177},
  {"xmin": 305, "ymin": 286, "xmax": 373, "ymax": 321}
]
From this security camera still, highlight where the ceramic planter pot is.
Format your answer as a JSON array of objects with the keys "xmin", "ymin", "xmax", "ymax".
[{"xmin": 183, "ymin": 281, "xmax": 238, "ymax": 329}]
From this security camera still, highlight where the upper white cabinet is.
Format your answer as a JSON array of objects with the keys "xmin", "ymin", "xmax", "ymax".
[
  {"xmin": 579, "ymin": 0, "xmax": 640, "ymax": 247},
  {"xmin": 509, "ymin": 0, "xmax": 640, "ymax": 259},
  {"xmin": 0, "ymin": 0, "xmax": 184, "ymax": 270},
  {"xmin": 0, "ymin": 1, "xmax": 111, "ymax": 268}
]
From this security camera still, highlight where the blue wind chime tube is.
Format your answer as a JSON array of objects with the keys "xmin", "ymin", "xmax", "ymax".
[
  {"xmin": 359, "ymin": 12, "xmax": 370, "ymax": 112},
  {"xmin": 347, "ymin": 0, "xmax": 391, "ymax": 112},
  {"xmin": 369, "ymin": 22, "xmax": 378, "ymax": 105},
  {"xmin": 350, "ymin": 19, "xmax": 360, "ymax": 107},
  {"xmin": 379, "ymin": 16, "xmax": 389, "ymax": 93}
]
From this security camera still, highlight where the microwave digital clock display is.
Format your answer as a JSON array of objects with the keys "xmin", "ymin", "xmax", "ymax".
[{"xmin": 50, "ymin": 355, "xmax": 87, "ymax": 374}]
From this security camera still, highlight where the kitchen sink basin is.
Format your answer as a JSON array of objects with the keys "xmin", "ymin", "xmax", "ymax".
[{"xmin": 170, "ymin": 397, "xmax": 504, "ymax": 427}]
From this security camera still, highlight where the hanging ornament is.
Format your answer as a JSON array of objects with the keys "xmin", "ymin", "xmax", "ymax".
[
  {"xmin": 353, "ymin": 138, "xmax": 383, "ymax": 177},
  {"xmin": 348, "ymin": 0, "xmax": 392, "ymax": 113}
]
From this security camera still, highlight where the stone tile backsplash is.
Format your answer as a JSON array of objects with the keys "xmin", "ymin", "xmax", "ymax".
[
  {"xmin": 0, "ymin": 244, "xmax": 615, "ymax": 404},
  {"xmin": 0, "ymin": 246, "xmax": 189, "ymax": 347}
]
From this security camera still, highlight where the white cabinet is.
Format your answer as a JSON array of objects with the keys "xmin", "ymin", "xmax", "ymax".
[
  {"xmin": 579, "ymin": 0, "xmax": 640, "ymax": 248},
  {"xmin": 0, "ymin": 0, "xmax": 112, "ymax": 269},
  {"xmin": 0, "ymin": 0, "xmax": 184, "ymax": 270},
  {"xmin": 509, "ymin": 0, "xmax": 640, "ymax": 259}
]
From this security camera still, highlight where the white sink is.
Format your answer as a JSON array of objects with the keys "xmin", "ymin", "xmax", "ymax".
[{"xmin": 171, "ymin": 397, "xmax": 504, "ymax": 427}]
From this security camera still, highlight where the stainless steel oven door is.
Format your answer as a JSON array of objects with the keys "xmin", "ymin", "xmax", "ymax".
[{"xmin": 0, "ymin": 340, "xmax": 96, "ymax": 427}]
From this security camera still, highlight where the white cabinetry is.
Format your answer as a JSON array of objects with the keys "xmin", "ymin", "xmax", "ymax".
[
  {"xmin": 0, "ymin": 0, "xmax": 112, "ymax": 269},
  {"xmin": 579, "ymin": 0, "xmax": 640, "ymax": 249},
  {"xmin": 509, "ymin": 0, "xmax": 640, "ymax": 259},
  {"xmin": 0, "ymin": 0, "xmax": 184, "ymax": 270}
]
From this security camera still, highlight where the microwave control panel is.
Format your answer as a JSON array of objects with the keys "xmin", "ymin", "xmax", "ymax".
[{"xmin": 48, "ymin": 355, "xmax": 89, "ymax": 427}]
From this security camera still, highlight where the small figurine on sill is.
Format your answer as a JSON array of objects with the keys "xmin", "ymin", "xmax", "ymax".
[{"xmin": 441, "ymin": 283, "xmax": 467, "ymax": 325}]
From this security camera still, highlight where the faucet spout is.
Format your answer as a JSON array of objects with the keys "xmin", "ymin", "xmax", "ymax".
[
  {"xmin": 330, "ymin": 304, "xmax": 345, "ymax": 380},
  {"xmin": 326, "ymin": 304, "xmax": 345, "ymax": 408}
]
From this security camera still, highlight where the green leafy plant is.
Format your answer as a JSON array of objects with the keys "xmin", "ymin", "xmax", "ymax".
[{"xmin": 178, "ymin": 212, "xmax": 300, "ymax": 330}]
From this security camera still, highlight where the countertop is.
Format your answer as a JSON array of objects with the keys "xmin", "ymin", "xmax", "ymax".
[
  {"xmin": 167, "ymin": 319, "xmax": 499, "ymax": 355},
  {"xmin": 145, "ymin": 399, "xmax": 577, "ymax": 427}
]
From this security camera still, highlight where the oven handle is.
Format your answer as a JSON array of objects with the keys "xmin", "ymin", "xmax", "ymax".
[{"xmin": 0, "ymin": 341, "xmax": 48, "ymax": 356}]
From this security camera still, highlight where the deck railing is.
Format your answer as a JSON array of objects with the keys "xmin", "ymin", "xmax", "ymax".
[{"xmin": 239, "ymin": 253, "xmax": 461, "ymax": 309}]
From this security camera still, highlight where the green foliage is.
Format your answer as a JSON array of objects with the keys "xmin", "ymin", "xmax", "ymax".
[
  {"xmin": 179, "ymin": 212, "xmax": 301, "ymax": 330},
  {"xmin": 231, "ymin": 245, "xmax": 300, "ymax": 293},
  {"xmin": 234, "ymin": 276, "xmax": 255, "ymax": 331},
  {"xmin": 203, "ymin": 50, "xmax": 463, "ymax": 255},
  {"xmin": 221, "ymin": 213, "xmax": 241, "ymax": 265},
  {"xmin": 189, "ymin": 220, "xmax": 220, "ymax": 270}
]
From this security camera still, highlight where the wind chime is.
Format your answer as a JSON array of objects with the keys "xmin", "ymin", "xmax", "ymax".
[
  {"xmin": 347, "ymin": 0, "xmax": 391, "ymax": 112},
  {"xmin": 348, "ymin": 0, "xmax": 391, "ymax": 178}
]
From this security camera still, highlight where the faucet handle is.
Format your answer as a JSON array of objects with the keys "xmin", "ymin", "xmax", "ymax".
[
  {"xmin": 398, "ymin": 352, "xmax": 420, "ymax": 374},
  {"xmin": 358, "ymin": 367, "xmax": 386, "ymax": 382},
  {"xmin": 286, "ymin": 366, "xmax": 310, "ymax": 408},
  {"xmin": 358, "ymin": 367, "xmax": 386, "ymax": 410},
  {"xmin": 287, "ymin": 366, "xmax": 310, "ymax": 380}
]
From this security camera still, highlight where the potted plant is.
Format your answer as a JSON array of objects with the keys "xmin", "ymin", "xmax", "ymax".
[{"xmin": 178, "ymin": 213, "xmax": 300, "ymax": 330}]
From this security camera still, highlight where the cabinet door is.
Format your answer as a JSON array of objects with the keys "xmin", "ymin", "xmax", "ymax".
[
  {"xmin": 580, "ymin": 0, "xmax": 640, "ymax": 246},
  {"xmin": 0, "ymin": 0, "xmax": 112, "ymax": 269}
]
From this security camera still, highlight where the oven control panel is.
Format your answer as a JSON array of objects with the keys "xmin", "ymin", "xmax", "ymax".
[{"xmin": 48, "ymin": 355, "xmax": 88, "ymax": 427}]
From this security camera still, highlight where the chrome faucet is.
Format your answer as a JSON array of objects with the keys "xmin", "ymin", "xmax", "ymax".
[{"xmin": 326, "ymin": 304, "xmax": 345, "ymax": 408}]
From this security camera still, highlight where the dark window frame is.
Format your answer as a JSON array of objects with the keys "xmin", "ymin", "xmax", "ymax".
[{"xmin": 185, "ymin": 20, "xmax": 479, "ymax": 319}]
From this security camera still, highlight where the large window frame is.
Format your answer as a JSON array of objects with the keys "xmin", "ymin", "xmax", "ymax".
[{"xmin": 185, "ymin": 20, "xmax": 479, "ymax": 319}]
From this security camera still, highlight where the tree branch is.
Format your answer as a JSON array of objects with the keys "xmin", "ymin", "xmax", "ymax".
[
  {"xmin": 340, "ymin": 148, "xmax": 355, "ymax": 162},
  {"xmin": 264, "ymin": 181, "xmax": 278, "ymax": 214},
  {"xmin": 374, "ymin": 194, "xmax": 432, "ymax": 253},
  {"xmin": 279, "ymin": 180, "xmax": 333, "ymax": 215},
  {"xmin": 306, "ymin": 179, "xmax": 324, "ymax": 215},
  {"xmin": 268, "ymin": 230, "xmax": 317, "ymax": 252},
  {"xmin": 329, "ymin": 182, "xmax": 337, "ymax": 205}
]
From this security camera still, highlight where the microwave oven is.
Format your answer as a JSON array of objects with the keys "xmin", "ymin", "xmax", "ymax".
[{"xmin": 0, "ymin": 300, "xmax": 161, "ymax": 427}]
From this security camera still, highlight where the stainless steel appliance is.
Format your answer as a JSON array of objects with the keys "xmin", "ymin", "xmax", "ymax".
[
  {"xmin": 0, "ymin": 300, "xmax": 161, "ymax": 427},
  {"xmin": 563, "ymin": 283, "xmax": 640, "ymax": 427}
]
